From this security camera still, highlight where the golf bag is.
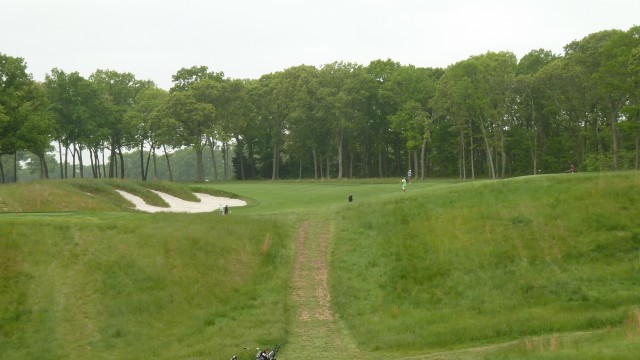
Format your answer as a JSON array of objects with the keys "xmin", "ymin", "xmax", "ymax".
[{"xmin": 231, "ymin": 344, "xmax": 279, "ymax": 360}]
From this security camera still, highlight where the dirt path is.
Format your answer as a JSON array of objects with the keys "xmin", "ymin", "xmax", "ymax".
[{"xmin": 281, "ymin": 218, "xmax": 362, "ymax": 359}]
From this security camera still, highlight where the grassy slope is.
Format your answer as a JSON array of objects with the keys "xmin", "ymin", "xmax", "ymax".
[
  {"xmin": 332, "ymin": 172, "xmax": 640, "ymax": 358},
  {"xmin": 0, "ymin": 182, "xmax": 295, "ymax": 360},
  {"xmin": 1, "ymin": 174, "xmax": 639, "ymax": 359}
]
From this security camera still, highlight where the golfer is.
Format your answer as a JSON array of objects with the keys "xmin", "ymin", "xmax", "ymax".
[{"xmin": 402, "ymin": 177, "xmax": 407, "ymax": 193}]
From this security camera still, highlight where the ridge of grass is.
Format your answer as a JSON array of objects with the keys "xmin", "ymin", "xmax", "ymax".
[
  {"xmin": 187, "ymin": 184, "xmax": 244, "ymax": 200},
  {"xmin": 0, "ymin": 211, "xmax": 295, "ymax": 359},
  {"xmin": 102, "ymin": 179, "xmax": 172, "ymax": 207},
  {"xmin": 331, "ymin": 171, "xmax": 640, "ymax": 357},
  {"xmin": 0, "ymin": 179, "xmax": 127, "ymax": 212},
  {"xmin": 0, "ymin": 179, "xmax": 251, "ymax": 213}
]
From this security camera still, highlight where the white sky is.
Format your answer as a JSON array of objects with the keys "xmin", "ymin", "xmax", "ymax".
[{"xmin": 3, "ymin": 0, "xmax": 639, "ymax": 90}]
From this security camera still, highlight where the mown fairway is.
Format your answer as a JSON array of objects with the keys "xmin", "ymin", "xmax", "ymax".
[{"xmin": 1, "ymin": 173, "xmax": 639, "ymax": 359}]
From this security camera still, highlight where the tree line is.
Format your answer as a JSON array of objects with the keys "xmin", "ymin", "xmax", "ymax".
[{"xmin": 1, "ymin": 26, "xmax": 639, "ymax": 183}]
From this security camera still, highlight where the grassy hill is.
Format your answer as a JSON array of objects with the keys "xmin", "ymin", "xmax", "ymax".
[
  {"xmin": 331, "ymin": 172, "xmax": 640, "ymax": 358},
  {"xmin": 0, "ymin": 173, "xmax": 639, "ymax": 359}
]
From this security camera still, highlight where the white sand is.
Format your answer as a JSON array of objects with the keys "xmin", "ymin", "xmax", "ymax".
[{"xmin": 116, "ymin": 190, "xmax": 246, "ymax": 213}]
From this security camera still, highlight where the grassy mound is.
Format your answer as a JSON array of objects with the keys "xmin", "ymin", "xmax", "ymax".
[
  {"xmin": 0, "ymin": 211, "xmax": 294, "ymax": 360},
  {"xmin": 332, "ymin": 172, "xmax": 640, "ymax": 357},
  {"xmin": 0, "ymin": 179, "xmax": 250, "ymax": 213}
]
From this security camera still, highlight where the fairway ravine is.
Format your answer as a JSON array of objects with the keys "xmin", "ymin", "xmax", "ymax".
[{"xmin": 283, "ymin": 218, "xmax": 362, "ymax": 358}]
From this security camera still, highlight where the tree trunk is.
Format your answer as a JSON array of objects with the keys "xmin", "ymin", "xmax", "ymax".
[
  {"xmin": 480, "ymin": 120, "xmax": 496, "ymax": 179},
  {"xmin": 499, "ymin": 127, "xmax": 506, "ymax": 178},
  {"xmin": 109, "ymin": 144, "xmax": 115, "ymax": 178},
  {"xmin": 421, "ymin": 138, "xmax": 427, "ymax": 180},
  {"xmin": 78, "ymin": 145, "xmax": 84, "ymax": 178},
  {"xmin": 234, "ymin": 135, "xmax": 245, "ymax": 180},
  {"xmin": 532, "ymin": 134, "xmax": 538, "ymax": 175},
  {"xmin": 64, "ymin": 145, "xmax": 70, "ymax": 179},
  {"xmin": 71, "ymin": 145, "xmax": 77, "ymax": 179},
  {"xmin": 95, "ymin": 148, "xmax": 100, "ymax": 178},
  {"xmin": 337, "ymin": 130, "xmax": 344, "ymax": 179},
  {"xmin": 58, "ymin": 141, "xmax": 64, "ymax": 179},
  {"xmin": 152, "ymin": 149, "xmax": 158, "ymax": 180},
  {"xmin": 635, "ymin": 114, "xmax": 639, "ymax": 170},
  {"xmin": 140, "ymin": 141, "xmax": 146, "ymax": 181},
  {"xmin": 100, "ymin": 147, "xmax": 107, "ymax": 178},
  {"xmin": 163, "ymin": 145, "xmax": 173, "ymax": 181},
  {"xmin": 611, "ymin": 111, "xmax": 619, "ymax": 171},
  {"xmin": 363, "ymin": 142, "xmax": 370, "ymax": 178},
  {"xmin": 312, "ymin": 146, "xmax": 318, "ymax": 180},
  {"xmin": 413, "ymin": 151, "xmax": 418, "ymax": 181},
  {"xmin": 196, "ymin": 145, "xmax": 205, "ymax": 182},
  {"xmin": 469, "ymin": 126, "xmax": 475, "ymax": 180},
  {"xmin": 326, "ymin": 155, "xmax": 330, "ymax": 179},
  {"xmin": 299, "ymin": 145, "xmax": 303, "ymax": 180},
  {"xmin": 526, "ymin": 87, "xmax": 538, "ymax": 175},
  {"xmin": 101, "ymin": 148, "xmax": 106, "ymax": 179},
  {"xmin": 89, "ymin": 148, "xmax": 96, "ymax": 178},
  {"xmin": 460, "ymin": 129, "xmax": 466, "ymax": 179},
  {"xmin": 38, "ymin": 150, "xmax": 49, "ymax": 179},
  {"xmin": 118, "ymin": 148, "xmax": 125, "ymax": 179},
  {"xmin": 378, "ymin": 147, "xmax": 383, "ymax": 178},
  {"xmin": 14, "ymin": 153, "xmax": 17, "ymax": 182},
  {"xmin": 272, "ymin": 133, "xmax": 279, "ymax": 180},
  {"xmin": 207, "ymin": 137, "xmax": 218, "ymax": 181},
  {"xmin": 144, "ymin": 145, "xmax": 154, "ymax": 181},
  {"xmin": 249, "ymin": 142, "xmax": 256, "ymax": 179},
  {"xmin": 611, "ymin": 119, "xmax": 620, "ymax": 171},
  {"xmin": 94, "ymin": 148, "xmax": 99, "ymax": 178},
  {"xmin": 349, "ymin": 152, "xmax": 353, "ymax": 179},
  {"xmin": 608, "ymin": 94, "xmax": 627, "ymax": 171},
  {"xmin": 223, "ymin": 142, "xmax": 229, "ymax": 181}
]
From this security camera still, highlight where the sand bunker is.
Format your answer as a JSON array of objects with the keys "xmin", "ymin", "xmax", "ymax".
[{"xmin": 116, "ymin": 190, "xmax": 246, "ymax": 213}]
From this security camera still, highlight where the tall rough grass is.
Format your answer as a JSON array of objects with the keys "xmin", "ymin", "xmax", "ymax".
[
  {"xmin": 332, "ymin": 172, "xmax": 640, "ymax": 353},
  {"xmin": 0, "ymin": 211, "xmax": 295, "ymax": 359}
]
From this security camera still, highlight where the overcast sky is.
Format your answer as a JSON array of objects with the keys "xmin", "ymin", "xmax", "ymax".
[{"xmin": 3, "ymin": 0, "xmax": 639, "ymax": 90}]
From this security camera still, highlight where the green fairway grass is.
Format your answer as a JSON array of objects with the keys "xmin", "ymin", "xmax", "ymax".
[
  {"xmin": 1, "ymin": 173, "xmax": 639, "ymax": 359},
  {"xmin": 206, "ymin": 178, "xmax": 459, "ymax": 216}
]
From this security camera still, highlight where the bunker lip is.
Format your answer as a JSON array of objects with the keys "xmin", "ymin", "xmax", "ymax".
[{"xmin": 116, "ymin": 190, "xmax": 246, "ymax": 213}]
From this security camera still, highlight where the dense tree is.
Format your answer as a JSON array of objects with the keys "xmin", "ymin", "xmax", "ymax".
[
  {"xmin": 165, "ymin": 81, "xmax": 217, "ymax": 181},
  {"xmin": 385, "ymin": 65, "xmax": 443, "ymax": 179},
  {"xmin": 1, "ymin": 54, "xmax": 54, "ymax": 181},
  {"xmin": 167, "ymin": 66, "xmax": 227, "ymax": 182},
  {"xmin": 255, "ymin": 66, "xmax": 322, "ymax": 180},
  {"xmin": 17, "ymin": 82, "xmax": 55, "ymax": 178},
  {"xmin": 432, "ymin": 59, "xmax": 481, "ymax": 178},
  {"xmin": 124, "ymin": 87, "xmax": 170, "ymax": 180},
  {"xmin": 45, "ymin": 69, "xmax": 104, "ymax": 178},
  {"xmin": 626, "ymin": 28, "xmax": 640, "ymax": 169},
  {"xmin": 317, "ymin": 62, "xmax": 376, "ymax": 179},
  {"xmin": 366, "ymin": 59, "xmax": 402, "ymax": 178},
  {"xmin": 512, "ymin": 49, "xmax": 559, "ymax": 175},
  {"xmin": 5, "ymin": 26, "xmax": 640, "ymax": 182},
  {"xmin": 89, "ymin": 69, "xmax": 152, "ymax": 179}
]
